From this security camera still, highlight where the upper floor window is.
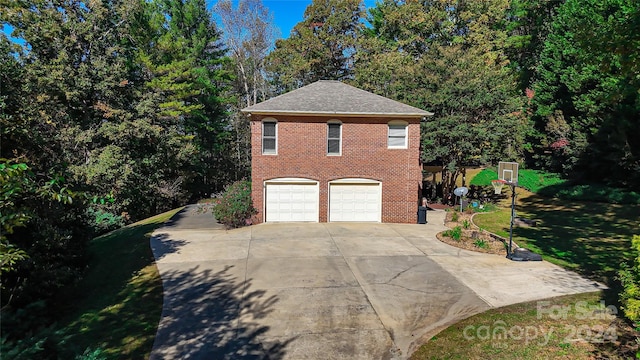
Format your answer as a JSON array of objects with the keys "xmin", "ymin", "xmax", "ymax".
[
  {"xmin": 327, "ymin": 122, "xmax": 342, "ymax": 155},
  {"xmin": 262, "ymin": 120, "xmax": 277, "ymax": 154},
  {"xmin": 388, "ymin": 121, "xmax": 408, "ymax": 148}
]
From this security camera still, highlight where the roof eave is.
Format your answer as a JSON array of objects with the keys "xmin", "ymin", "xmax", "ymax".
[{"xmin": 240, "ymin": 110, "xmax": 434, "ymax": 118}]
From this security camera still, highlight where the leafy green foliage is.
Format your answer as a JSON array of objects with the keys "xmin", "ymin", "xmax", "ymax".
[
  {"xmin": 0, "ymin": 160, "xmax": 74, "ymax": 275},
  {"xmin": 1, "ymin": 0, "xmax": 235, "ymax": 222},
  {"xmin": 1, "ymin": 209, "xmax": 179, "ymax": 359},
  {"xmin": 462, "ymin": 220, "xmax": 471, "ymax": 230},
  {"xmin": 473, "ymin": 239, "xmax": 489, "ymax": 249},
  {"xmin": 85, "ymin": 207, "xmax": 125, "ymax": 236},
  {"xmin": 212, "ymin": 181, "xmax": 257, "ymax": 229},
  {"xmin": 529, "ymin": 0, "xmax": 640, "ymax": 188},
  {"xmin": 0, "ymin": 323, "xmax": 69, "ymax": 360},
  {"xmin": 451, "ymin": 211, "xmax": 459, "ymax": 222},
  {"xmin": 0, "ymin": 159, "xmax": 94, "ymax": 358},
  {"xmin": 75, "ymin": 348, "xmax": 107, "ymax": 360},
  {"xmin": 266, "ymin": 0, "xmax": 364, "ymax": 91},
  {"xmin": 443, "ymin": 226, "xmax": 462, "ymax": 241},
  {"xmin": 214, "ymin": 0, "xmax": 277, "ymax": 178},
  {"xmin": 1, "ymin": 0, "xmax": 235, "ymax": 353},
  {"xmin": 503, "ymin": 0, "xmax": 562, "ymax": 90},
  {"xmin": 619, "ymin": 235, "xmax": 640, "ymax": 324},
  {"xmin": 355, "ymin": 0, "xmax": 527, "ymax": 197},
  {"xmin": 1, "ymin": 162, "xmax": 32, "ymax": 274}
]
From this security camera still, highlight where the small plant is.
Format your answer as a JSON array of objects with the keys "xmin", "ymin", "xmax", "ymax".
[
  {"xmin": 75, "ymin": 347, "xmax": 107, "ymax": 360},
  {"xmin": 451, "ymin": 211, "xmax": 459, "ymax": 222},
  {"xmin": 86, "ymin": 207, "xmax": 125, "ymax": 235},
  {"xmin": 473, "ymin": 239, "xmax": 489, "ymax": 249},
  {"xmin": 619, "ymin": 235, "xmax": 640, "ymax": 324},
  {"xmin": 211, "ymin": 180, "xmax": 257, "ymax": 229},
  {"xmin": 443, "ymin": 226, "xmax": 462, "ymax": 241},
  {"xmin": 558, "ymin": 342, "xmax": 571, "ymax": 350},
  {"xmin": 462, "ymin": 219, "xmax": 471, "ymax": 229}
]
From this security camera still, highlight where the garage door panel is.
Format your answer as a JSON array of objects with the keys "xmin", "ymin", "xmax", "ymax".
[
  {"xmin": 329, "ymin": 183, "xmax": 381, "ymax": 222},
  {"xmin": 266, "ymin": 183, "xmax": 318, "ymax": 222}
]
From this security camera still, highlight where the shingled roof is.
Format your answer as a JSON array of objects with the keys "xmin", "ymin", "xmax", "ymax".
[{"xmin": 241, "ymin": 80, "xmax": 433, "ymax": 118}]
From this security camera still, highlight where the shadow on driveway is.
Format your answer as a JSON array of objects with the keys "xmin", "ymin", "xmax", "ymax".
[{"xmin": 150, "ymin": 265, "xmax": 294, "ymax": 359}]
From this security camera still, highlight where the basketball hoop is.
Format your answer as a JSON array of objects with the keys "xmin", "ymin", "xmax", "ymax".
[{"xmin": 491, "ymin": 179, "xmax": 507, "ymax": 195}]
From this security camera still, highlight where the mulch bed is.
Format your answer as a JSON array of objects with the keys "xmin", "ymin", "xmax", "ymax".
[{"xmin": 437, "ymin": 211, "xmax": 507, "ymax": 255}]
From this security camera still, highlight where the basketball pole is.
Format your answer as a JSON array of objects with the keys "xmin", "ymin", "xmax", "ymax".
[{"xmin": 507, "ymin": 182, "xmax": 516, "ymax": 259}]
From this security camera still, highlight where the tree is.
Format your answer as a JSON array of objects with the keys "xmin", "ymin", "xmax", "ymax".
[
  {"xmin": 215, "ymin": 0, "xmax": 276, "ymax": 108},
  {"xmin": 0, "ymin": 0, "xmax": 235, "ymax": 344},
  {"xmin": 135, "ymin": 0, "xmax": 235, "ymax": 203},
  {"xmin": 530, "ymin": 0, "xmax": 640, "ymax": 187},
  {"xmin": 503, "ymin": 0, "xmax": 562, "ymax": 90},
  {"xmin": 214, "ymin": 0, "xmax": 277, "ymax": 178},
  {"xmin": 1, "ymin": 0, "xmax": 136, "ymax": 313},
  {"xmin": 416, "ymin": 44, "xmax": 525, "ymax": 197},
  {"xmin": 355, "ymin": 0, "xmax": 526, "ymax": 197},
  {"xmin": 266, "ymin": 0, "xmax": 365, "ymax": 92}
]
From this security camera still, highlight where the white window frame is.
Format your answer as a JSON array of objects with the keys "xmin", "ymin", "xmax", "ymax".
[
  {"xmin": 388, "ymin": 121, "xmax": 408, "ymax": 149},
  {"xmin": 327, "ymin": 121, "xmax": 342, "ymax": 156},
  {"xmin": 262, "ymin": 119, "xmax": 277, "ymax": 155}
]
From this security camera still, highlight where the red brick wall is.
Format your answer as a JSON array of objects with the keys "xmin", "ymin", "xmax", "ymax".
[{"xmin": 250, "ymin": 115, "xmax": 422, "ymax": 223}]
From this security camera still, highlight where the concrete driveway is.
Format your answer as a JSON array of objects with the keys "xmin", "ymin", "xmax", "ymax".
[{"xmin": 149, "ymin": 206, "xmax": 604, "ymax": 359}]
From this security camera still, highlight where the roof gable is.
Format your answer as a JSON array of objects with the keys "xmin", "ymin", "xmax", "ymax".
[{"xmin": 241, "ymin": 80, "xmax": 433, "ymax": 118}]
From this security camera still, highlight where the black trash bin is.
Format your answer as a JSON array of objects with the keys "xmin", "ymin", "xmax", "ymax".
[{"xmin": 417, "ymin": 206, "xmax": 428, "ymax": 224}]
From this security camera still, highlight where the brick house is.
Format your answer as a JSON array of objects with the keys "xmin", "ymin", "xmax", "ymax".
[{"xmin": 241, "ymin": 80, "xmax": 432, "ymax": 224}]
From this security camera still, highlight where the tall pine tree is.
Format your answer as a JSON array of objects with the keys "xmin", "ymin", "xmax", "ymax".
[{"xmin": 266, "ymin": 0, "xmax": 365, "ymax": 92}]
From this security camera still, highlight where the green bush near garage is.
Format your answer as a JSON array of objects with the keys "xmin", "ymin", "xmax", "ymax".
[{"xmin": 211, "ymin": 180, "xmax": 257, "ymax": 229}]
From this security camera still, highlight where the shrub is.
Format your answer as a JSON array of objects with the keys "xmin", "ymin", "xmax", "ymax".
[
  {"xmin": 462, "ymin": 219, "xmax": 471, "ymax": 229},
  {"xmin": 443, "ymin": 226, "xmax": 462, "ymax": 241},
  {"xmin": 451, "ymin": 212, "xmax": 459, "ymax": 222},
  {"xmin": 211, "ymin": 180, "xmax": 257, "ymax": 229},
  {"xmin": 85, "ymin": 207, "xmax": 125, "ymax": 235},
  {"xmin": 473, "ymin": 239, "xmax": 489, "ymax": 249},
  {"xmin": 619, "ymin": 235, "xmax": 640, "ymax": 324}
]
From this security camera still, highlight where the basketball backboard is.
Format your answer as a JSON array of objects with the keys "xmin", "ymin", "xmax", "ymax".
[{"xmin": 498, "ymin": 161, "xmax": 519, "ymax": 184}]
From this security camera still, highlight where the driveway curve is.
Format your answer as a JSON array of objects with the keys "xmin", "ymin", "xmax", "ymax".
[{"xmin": 149, "ymin": 205, "xmax": 605, "ymax": 359}]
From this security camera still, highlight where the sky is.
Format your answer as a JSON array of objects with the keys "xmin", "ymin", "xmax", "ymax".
[
  {"xmin": 1, "ymin": 0, "xmax": 377, "ymax": 46},
  {"xmin": 229, "ymin": 0, "xmax": 377, "ymax": 39},
  {"xmin": 262, "ymin": 0, "xmax": 319, "ymax": 38}
]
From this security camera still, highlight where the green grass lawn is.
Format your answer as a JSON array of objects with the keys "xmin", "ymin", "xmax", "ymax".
[
  {"xmin": 413, "ymin": 178, "xmax": 640, "ymax": 358},
  {"xmin": 410, "ymin": 292, "xmax": 634, "ymax": 360},
  {"xmin": 473, "ymin": 190, "xmax": 640, "ymax": 283},
  {"xmin": 471, "ymin": 167, "xmax": 640, "ymax": 204},
  {"xmin": 54, "ymin": 207, "xmax": 182, "ymax": 359},
  {"xmin": 470, "ymin": 168, "xmax": 565, "ymax": 193}
]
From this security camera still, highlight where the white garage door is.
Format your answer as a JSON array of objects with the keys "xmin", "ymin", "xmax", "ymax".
[
  {"xmin": 329, "ymin": 182, "xmax": 381, "ymax": 222},
  {"xmin": 265, "ymin": 182, "xmax": 318, "ymax": 222}
]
